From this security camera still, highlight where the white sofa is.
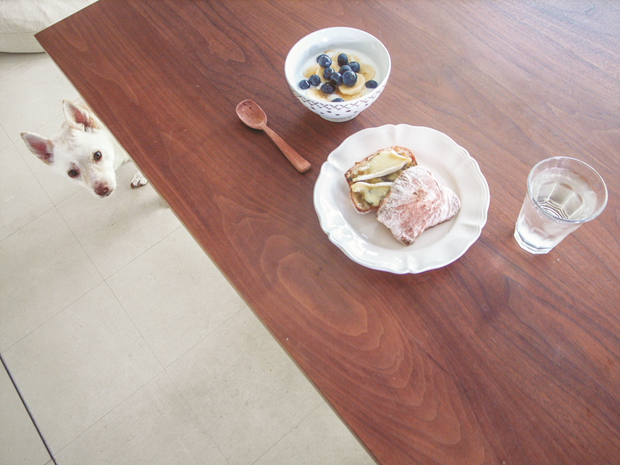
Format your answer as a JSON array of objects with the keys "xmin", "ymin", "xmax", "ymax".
[{"xmin": 0, "ymin": 0, "xmax": 97, "ymax": 53}]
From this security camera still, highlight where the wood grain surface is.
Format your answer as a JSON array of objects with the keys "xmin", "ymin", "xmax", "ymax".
[{"xmin": 37, "ymin": 1, "xmax": 620, "ymax": 464}]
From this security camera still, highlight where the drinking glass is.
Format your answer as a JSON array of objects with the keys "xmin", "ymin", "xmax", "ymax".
[{"xmin": 514, "ymin": 157, "xmax": 607, "ymax": 254}]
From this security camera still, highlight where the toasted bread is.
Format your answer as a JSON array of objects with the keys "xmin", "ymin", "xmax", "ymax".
[
  {"xmin": 376, "ymin": 166, "xmax": 461, "ymax": 245},
  {"xmin": 345, "ymin": 146, "xmax": 417, "ymax": 214}
]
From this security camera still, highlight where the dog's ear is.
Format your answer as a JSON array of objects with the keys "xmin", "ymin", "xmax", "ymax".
[
  {"xmin": 63, "ymin": 99, "xmax": 98, "ymax": 132},
  {"xmin": 21, "ymin": 132, "xmax": 54, "ymax": 164}
]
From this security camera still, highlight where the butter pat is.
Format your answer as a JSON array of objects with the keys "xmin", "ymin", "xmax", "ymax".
[
  {"xmin": 353, "ymin": 149, "xmax": 411, "ymax": 182},
  {"xmin": 350, "ymin": 181, "xmax": 393, "ymax": 207}
]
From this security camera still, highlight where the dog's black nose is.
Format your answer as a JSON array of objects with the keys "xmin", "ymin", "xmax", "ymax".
[{"xmin": 95, "ymin": 185, "xmax": 111, "ymax": 197}]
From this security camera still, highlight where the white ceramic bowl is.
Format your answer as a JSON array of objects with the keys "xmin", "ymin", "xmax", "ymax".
[{"xmin": 284, "ymin": 27, "xmax": 391, "ymax": 122}]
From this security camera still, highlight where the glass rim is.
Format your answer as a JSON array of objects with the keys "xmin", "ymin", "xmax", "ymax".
[{"xmin": 527, "ymin": 156, "xmax": 608, "ymax": 224}]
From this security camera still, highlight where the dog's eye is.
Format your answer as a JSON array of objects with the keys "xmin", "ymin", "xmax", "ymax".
[
  {"xmin": 68, "ymin": 169, "xmax": 79, "ymax": 178},
  {"xmin": 93, "ymin": 151, "xmax": 102, "ymax": 161}
]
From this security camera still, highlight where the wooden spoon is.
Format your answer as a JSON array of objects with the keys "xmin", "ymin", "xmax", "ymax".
[{"xmin": 236, "ymin": 99, "xmax": 311, "ymax": 173}]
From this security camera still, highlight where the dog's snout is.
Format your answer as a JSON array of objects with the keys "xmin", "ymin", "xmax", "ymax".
[{"xmin": 95, "ymin": 184, "xmax": 112, "ymax": 197}]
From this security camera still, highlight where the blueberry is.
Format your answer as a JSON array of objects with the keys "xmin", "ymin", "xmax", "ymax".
[
  {"xmin": 337, "ymin": 53, "xmax": 349, "ymax": 67},
  {"xmin": 348, "ymin": 61, "xmax": 361, "ymax": 73},
  {"xmin": 320, "ymin": 82, "xmax": 336, "ymax": 94},
  {"xmin": 316, "ymin": 53, "xmax": 329, "ymax": 63},
  {"xmin": 329, "ymin": 72, "xmax": 343, "ymax": 86},
  {"xmin": 318, "ymin": 54, "xmax": 332, "ymax": 68},
  {"xmin": 323, "ymin": 67, "xmax": 335, "ymax": 79},
  {"xmin": 298, "ymin": 79, "xmax": 311, "ymax": 90},
  {"xmin": 339, "ymin": 65, "xmax": 352, "ymax": 74},
  {"xmin": 308, "ymin": 74, "xmax": 321, "ymax": 86},
  {"xmin": 365, "ymin": 80, "xmax": 379, "ymax": 89},
  {"xmin": 342, "ymin": 70, "xmax": 357, "ymax": 87},
  {"xmin": 332, "ymin": 98, "xmax": 344, "ymax": 102}
]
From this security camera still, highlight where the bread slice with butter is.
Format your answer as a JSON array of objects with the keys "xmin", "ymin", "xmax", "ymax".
[{"xmin": 345, "ymin": 146, "xmax": 417, "ymax": 213}]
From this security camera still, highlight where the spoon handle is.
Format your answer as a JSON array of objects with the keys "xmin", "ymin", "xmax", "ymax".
[{"xmin": 262, "ymin": 125, "xmax": 311, "ymax": 173}]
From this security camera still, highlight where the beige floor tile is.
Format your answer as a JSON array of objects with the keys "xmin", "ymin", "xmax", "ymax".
[
  {"xmin": 2, "ymin": 282, "xmax": 163, "ymax": 453},
  {"xmin": 279, "ymin": 402, "xmax": 375, "ymax": 465},
  {"xmin": 54, "ymin": 371, "xmax": 227, "ymax": 465},
  {"xmin": 0, "ymin": 142, "xmax": 53, "ymax": 241},
  {"xmin": 167, "ymin": 307, "xmax": 323, "ymax": 465},
  {"xmin": 0, "ymin": 122, "xmax": 11, "ymax": 150},
  {"xmin": 0, "ymin": 208, "xmax": 102, "ymax": 351},
  {"xmin": 0, "ymin": 362, "xmax": 51, "ymax": 465},
  {"xmin": 0, "ymin": 52, "xmax": 31, "ymax": 78},
  {"xmin": 56, "ymin": 162, "xmax": 179, "ymax": 278},
  {"xmin": 252, "ymin": 435, "xmax": 307, "ymax": 465},
  {"xmin": 107, "ymin": 226, "xmax": 246, "ymax": 368},
  {"xmin": 253, "ymin": 403, "xmax": 376, "ymax": 465},
  {"xmin": 0, "ymin": 52, "xmax": 79, "ymax": 142}
]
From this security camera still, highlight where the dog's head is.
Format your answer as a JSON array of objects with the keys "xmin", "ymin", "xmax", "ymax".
[{"xmin": 21, "ymin": 100, "xmax": 118, "ymax": 198}]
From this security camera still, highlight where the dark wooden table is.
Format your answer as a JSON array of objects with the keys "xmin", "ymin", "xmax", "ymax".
[{"xmin": 37, "ymin": 1, "xmax": 620, "ymax": 464}]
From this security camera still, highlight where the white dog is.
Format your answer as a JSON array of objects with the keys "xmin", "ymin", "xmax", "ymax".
[{"xmin": 21, "ymin": 99, "xmax": 147, "ymax": 198}]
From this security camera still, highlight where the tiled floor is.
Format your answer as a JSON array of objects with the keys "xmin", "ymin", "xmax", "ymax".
[{"xmin": 0, "ymin": 51, "xmax": 375, "ymax": 465}]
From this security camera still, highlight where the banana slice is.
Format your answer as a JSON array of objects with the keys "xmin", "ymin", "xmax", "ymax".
[
  {"xmin": 306, "ymin": 88, "xmax": 329, "ymax": 101},
  {"xmin": 360, "ymin": 64, "xmax": 375, "ymax": 82},
  {"xmin": 303, "ymin": 64, "xmax": 320, "ymax": 79},
  {"xmin": 330, "ymin": 52, "xmax": 354, "ymax": 73},
  {"xmin": 329, "ymin": 54, "xmax": 341, "ymax": 72},
  {"xmin": 334, "ymin": 91, "xmax": 359, "ymax": 101},
  {"xmin": 339, "ymin": 73, "xmax": 366, "ymax": 95},
  {"xmin": 304, "ymin": 64, "xmax": 330, "ymax": 83}
]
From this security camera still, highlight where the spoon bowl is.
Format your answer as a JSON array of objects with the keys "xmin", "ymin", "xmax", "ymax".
[{"xmin": 236, "ymin": 99, "xmax": 268, "ymax": 130}]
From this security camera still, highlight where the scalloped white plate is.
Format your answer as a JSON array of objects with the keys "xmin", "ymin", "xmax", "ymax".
[{"xmin": 313, "ymin": 124, "xmax": 490, "ymax": 274}]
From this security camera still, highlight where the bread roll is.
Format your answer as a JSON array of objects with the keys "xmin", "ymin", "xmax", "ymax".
[{"xmin": 376, "ymin": 166, "xmax": 461, "ymax": 245}]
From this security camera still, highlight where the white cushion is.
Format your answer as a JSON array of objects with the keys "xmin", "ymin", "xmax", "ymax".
[{"xmin": 0, "ymin": 0, "xmax": 97, "ymax": 53}]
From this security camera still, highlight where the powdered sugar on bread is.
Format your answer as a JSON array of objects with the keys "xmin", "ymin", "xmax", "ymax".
[{"xmin": 376, "ymin": 166, "xmax": 461, "ymax": 245}]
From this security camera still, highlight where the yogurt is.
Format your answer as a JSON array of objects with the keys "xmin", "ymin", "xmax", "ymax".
[{"xmin": 298, "ymin": 49, "xmax": 381, "ymax": 102}]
